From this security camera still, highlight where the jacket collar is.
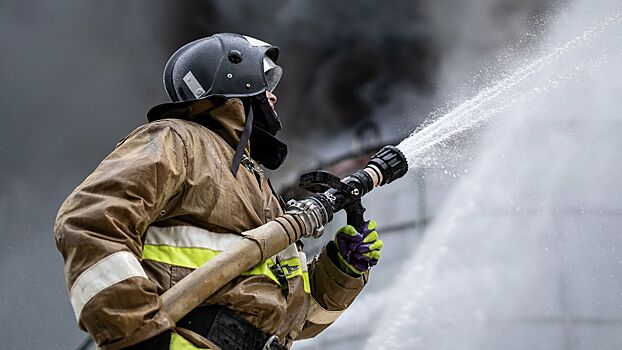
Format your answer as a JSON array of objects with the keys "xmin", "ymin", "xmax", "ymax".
[
  {"xmin": 148, "ymin": 98, "xmax": 250, "ymax": 155},
  {"xmin": 204, "ymin": 98, "xmax": 248, "ymax": 154}
]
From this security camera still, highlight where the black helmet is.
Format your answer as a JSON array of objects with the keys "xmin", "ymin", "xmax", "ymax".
[
  {"xmin": 163, "ymin": 33, "xmax": 282, "ymax": 101},
  {"xmin": 148, "ymin": 33, "xmax": 287, "ymax": 175}
]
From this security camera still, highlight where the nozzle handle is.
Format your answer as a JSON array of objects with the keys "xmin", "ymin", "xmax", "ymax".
[{"xmin": 344, "ymin": 200, "xmax": 366, "ymax": 228}]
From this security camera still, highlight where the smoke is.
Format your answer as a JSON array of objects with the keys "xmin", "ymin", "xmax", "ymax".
[
  {"xmin": 164, "ymin": 0, "xmax": 560, "ymax": 183},
  {"xmin": 45, "ymin": 0, "xmax": 559, "ymax": 175},
  {"xmin": 426, "ymin": 0, "xmax": 561, "ymax": 95},
  {"xmin": 0, "ymin": 0, "xmax": 563, "ymax": 348},
  {"xmin": 293, "ymin": 1, "xmax": 567, "ymax": 349},
  {"xmin": 166, "ymin": 0, "xmax": 439, "ymax": 134}
]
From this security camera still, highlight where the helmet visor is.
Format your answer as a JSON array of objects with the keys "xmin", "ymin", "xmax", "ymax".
[{"xmin": 263, "ymin": 56, "xmax": 282, "ymax": 92}]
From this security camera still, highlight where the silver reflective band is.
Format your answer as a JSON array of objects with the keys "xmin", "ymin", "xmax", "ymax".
[
  {"xmin": 144, "ymin": 226, "xmax": 243, "ymax": 251},
  {"xmin": 70, "ymin": 251, "xmax": 147, "ymax": 320},
  {"xmin": 183, "ymin": 71, "xmax": 206, "ymax": 99},
  {"xmin": 306, "ymin": 297, "xmax": 345, "ymax": 325},
  {"xmin": 243, "ymin": 35, "xmax": 270, "ymax": 47},
  {"xmin": 277, "ymin": 244, "xmax": 308, "ymax": 272},
  {"xmin": 298, "ymin": 251, "xmax": 308, "ymax": 273}
]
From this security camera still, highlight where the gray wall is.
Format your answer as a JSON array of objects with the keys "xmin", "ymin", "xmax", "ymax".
[{"xmin": 0, "ymin": 2, "xmax": 169, "ymax": 348}]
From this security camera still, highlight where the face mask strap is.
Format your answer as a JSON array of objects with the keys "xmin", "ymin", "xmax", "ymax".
[{"xmin": 230, "ymin": 99, "xmax": 255, "ymax": 177}]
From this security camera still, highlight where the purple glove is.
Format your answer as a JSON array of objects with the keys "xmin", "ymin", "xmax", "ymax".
[{"xmin": 334, "ymin": 220, "xmax": 382, "ymax": 275}]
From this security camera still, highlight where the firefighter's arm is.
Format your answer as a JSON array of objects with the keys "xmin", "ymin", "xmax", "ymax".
[
  {"xmin": 295, "ymin": 244, "xmax": 368, "ymax": 339},
  {"xmin": 296, "ymin": 220, "xmax": 381, "ymax": 339},
  {"xmin": 54, "ymin": 121, "xmax": 187, "ymax": 349}
]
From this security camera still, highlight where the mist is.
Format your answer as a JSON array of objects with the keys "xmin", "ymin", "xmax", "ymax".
[
  {"xmin": 367, "ymin": 0, "xmax": 622, "ymax": 348},
  {"xmin": 0, "ymin": 1, "xmax": 561, "ymax": 348}
]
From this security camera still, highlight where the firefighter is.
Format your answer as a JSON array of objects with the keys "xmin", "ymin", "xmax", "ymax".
[{"xmin": 54, "ymin": 33, "xmax": 383, "ymax": 350}]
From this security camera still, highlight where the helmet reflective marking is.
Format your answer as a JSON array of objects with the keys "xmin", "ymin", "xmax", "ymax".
[
  {"xmin": 183, "ymin": 71, "xmax": 206, "ymax": 99},
  {"xmin": 263, "ymin": 56, "xmax": 282, "ymax": 92},
  {"xmin": 243, "ymin": 35, "xmax": 270, "ymax": 47}
]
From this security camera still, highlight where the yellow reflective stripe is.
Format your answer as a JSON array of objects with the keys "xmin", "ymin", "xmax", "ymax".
[
  {"xmin": 142, "ymin": 245, "xmax": 279, "ymax": 285},
  {"xmin": 142, "ymin": 242, "xmax": 310, "ymax": 293},
  {"xmin": 302, "ymin": 271, "xmax": 310, "ymax": 294},
  {"xmin": 142, "ymin": 245, "xmax": 219, "ymax": 269},
  {"xmin": 169, "ymin": 333, "xmax": 208, "ymax": 349},
  {"xmin": 297, "ymin": 251, "xmax": 310, "ymax": 292},
  {"xmin": 240, "ymin": 259, "xmax": 279, "ymax": 285},
  {"xmin": 280, "ymin": 257, "xmax": 310, "ymax": 293},
  {"xmin": 280, "ymin": 257, "xmax": 303, "ymax": 278}
]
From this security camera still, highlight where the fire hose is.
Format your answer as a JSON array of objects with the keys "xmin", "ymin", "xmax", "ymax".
[
  {"xmin": 78, "ymin": 145, "xmax": 408, "ymax": 349},
  {"xmin": 159, "ymin": 145, "xmax": 408, "ymax": 323}
]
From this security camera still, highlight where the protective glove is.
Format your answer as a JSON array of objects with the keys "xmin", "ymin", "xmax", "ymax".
[{"xmin": 333, "ymin": 220, "xmax": 383, "ymax": 276}]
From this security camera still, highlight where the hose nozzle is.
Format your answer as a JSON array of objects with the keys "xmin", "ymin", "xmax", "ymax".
[
  {"xmin": 297, "ymin": 144, "xmax": 409, "ymax": 229},
  {"xmin": 363, "ymin": 145, "xmax": 409, "ymax": 188}
]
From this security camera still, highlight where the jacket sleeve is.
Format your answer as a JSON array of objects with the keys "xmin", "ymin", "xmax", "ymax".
[
  {"xmin": 296, "ymin": 241, "xmax": 369, "ymax": 339},
  {"xmin": 54, "ymin": 122, "xmax": 187, "ymax": 348}
]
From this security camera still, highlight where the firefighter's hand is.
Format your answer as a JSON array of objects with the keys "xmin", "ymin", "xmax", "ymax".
[{"xmin": 333, "ymin": 220, "xmax": 382, "ymax": 276}]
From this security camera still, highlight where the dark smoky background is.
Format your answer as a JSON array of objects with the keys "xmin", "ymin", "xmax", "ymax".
[{"xmin": 0, "ymin": 0, "xmax": 559, "ymax": 348}]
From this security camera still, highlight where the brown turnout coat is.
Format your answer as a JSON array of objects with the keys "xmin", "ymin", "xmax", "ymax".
[{"xmin": 54, "ymin": 99, "xmax": 367, "ymax": 349}]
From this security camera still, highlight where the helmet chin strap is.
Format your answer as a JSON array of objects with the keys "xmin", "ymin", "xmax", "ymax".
[{"xmin": 230, "ymin": 98, "xmax": 254, "ymax": 177}]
